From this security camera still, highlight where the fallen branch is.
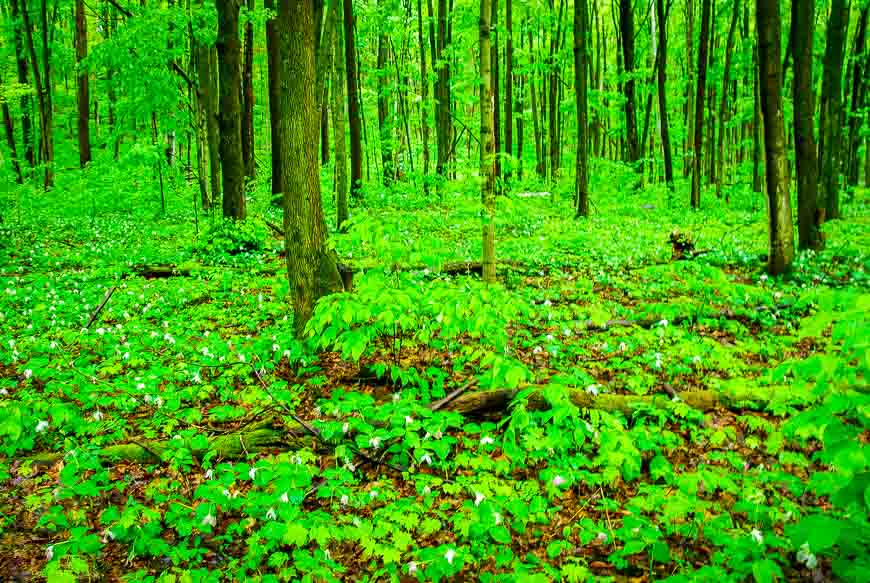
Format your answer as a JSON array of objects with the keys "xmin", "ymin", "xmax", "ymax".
[
  {"xmin": 577, "ymin": 304, "xmax": 793, "ymax": 332},
  {"xmin": 85, "ymin": 286, "xmax": 116, "ymax": 329}
]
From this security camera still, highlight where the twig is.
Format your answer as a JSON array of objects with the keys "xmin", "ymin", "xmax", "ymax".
[
  {"xmin": 430, "ymin": 379, "xmax": 478, "ymax": 412},
  {"xmin": 85, "ymin": 286, "xmax": 116, "ymax": 329}
]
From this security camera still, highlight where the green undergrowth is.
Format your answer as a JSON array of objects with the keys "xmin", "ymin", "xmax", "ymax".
[{"xmin": 1, "ymin": 164, "xmax": 869, "ymax": 582}]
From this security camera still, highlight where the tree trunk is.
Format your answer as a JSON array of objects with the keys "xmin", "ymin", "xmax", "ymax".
[
  {"xmin": 242, "ymin": 0, "xmax": 255, "ymax": 179},
  {"xmin": 846, "ymin": 3, "xmax": 868, "ymax": 187},
  {"xmin": 416, "ymin": 0, "xmax": 430, "ymax": 186},
  {"xmin": 655, "ymin": 0, "xmax": 673, "ymax": 188},
  {"xmin": 574, "ymin": 0, "xmax": 589, "ymax": 217},
  {"xmin": 10, "ymin": 0, "xmax": 34, "ymax": 170},
  {"xmin": 818, "ymin": 0, "xmax": 848, "ymax": 221},
  {"xmin": 265, "ymin": 0, "xmax": 281, "ymax": 195},
  {"xmin": 757, "ymin": 0, "xmax": 795, "ymax": 275},
  {"xmin": 332, "ymin": 6, "xmax": 348, "ymax": 230},
  {"xmin": 21, "ymin": 0, "xmax": 54, "ymax": 189},
  {"xmin": 516, "ymin": 17, "xmax": 524, "ymax": 179},
  {"xmin": 492, "ymin": 0, "xmax": 501, "ymax": 187},
  {"xmin": 75, "ymin": 0, "xmax": 91, "ymax": 167},
  {"xmin": 1, "ymin": 76, "xmax": 23, "ymax": 183},
  {"xmin": 715, "ymin": 0, "xmax": 740, "ymax": 199},
  {"xmin": 549, "ymin": 0, "xmax": 565, "ymax": 179},
  {"xmin": 529, "ymin": 27, "xmax": 544, "ymax": 178},
  {"xmin": 752, "ymin": 43, "xmax": 762, "ymax": 194},
  {"xmin": 436, "ymin": 0, "xmax": 451, "ymax": 182},
  {"xmin": 505, "ymin": 0, "xmax": 513, "ymax": 180},
  {"xmin": 343, "ymin": 0, "xmax": 363, "ymax": 200},
  {"xmin": 190, "ymin": 5, "xmax": 210, "ymax": 210},
  {"xmin": 377, "ymin": 21, "xmax": 393, "ymax": 185},
  {"xmin": 690, "ymin": 0, "xmax": 711, "ymax": 208},
  {"xmin": 619, "ymin": 0, "xmax": 638, "ymax": 165},
  {"xmin": 215, "ymin": 0, "xmax": 246, "ymax": 220},
  {"xmin": 792, "ymin": 0, "xmax": 823, "ymax": 250},
  {"xmin": 480, "ymin": 0, "xmax": 496, "ymax": 284},
  {"xmin": 683, "ymin": 0, "xmax": 694, "ymax": 177},
  {"xmin": 279, "ymin": 0, "xmax": 343, "ymax": 337}
]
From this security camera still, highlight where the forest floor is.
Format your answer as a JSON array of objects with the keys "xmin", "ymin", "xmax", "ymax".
[{"xmin": 1, "ymin": 162, "xmax": 869, "ymax": 582}]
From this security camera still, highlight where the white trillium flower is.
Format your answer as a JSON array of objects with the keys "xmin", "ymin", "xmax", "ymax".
[
  {"xmin": 249, "ymin": 467, "xmax": 258, "ymax": 480},
  {"xmin": 280, "ymin": 492, "xmax": 289, "ymax": 504},
  {"xmin": 474, "ymin": 492, "xmax": 485, "ymax": 506},
  {"xmin": 444, "ymin": 548, "xmax": 456, "ymax": 565},
  {"xmin": 36, "ymin": 420, "xmax": 49, "ymax": 433},
  {"xmin": 93, "ymin": 410, "xmax": 104, "ymax": 421},
  {"xmin": 423, "ymin": 486, "xmax": 432, "ymax": 495},
  {"xmin": 46, "ymin": 545, "xmax": 54, "ymax": 560},
  {"xmin": 23, "ymin": 369, "xmax": 33, "ymax": 379},
  {"xmin": 340, "ymin": 495, "xmax": 349, "ymax": 506},
  {"xmin": 405, "ymin": 416, "xmax": 414, "ymax": 425},
  {"xmin": 407, "ymin": 561, "xmax": 418, "ymax": 574},
  {"xmin": 204, "ymin": 469, "xmax": 214, "ymax": 480},
  {"xmin": 552, "ymin": 475, "xmax": 566, "ymax": 487},
  {"xmin": 369, "ymin": 490, "xmax": 378, "ymax": 499},
  {"xmin": 420, "ymin": 453, "xmax": 432, "ymax": 465},
  {"xmin": 202, "ymin": 512, "xmax": 217, "ymax": 527},
  {"xmin": 596, "ymin": 532, "xmax": 608, "ymax": 543},
  {"xmin": 480, "ymin": 436, "xmax": 494, "ymax": 445},
  {"xmin": 797, "ymin": 542, "xmax": 817, "ymax": 568},
  {"xmin": 266, "ymin": 507, "xmax": 277, "ymax": 520},
  {"xmin": 493, "ymin": 512, "xmax": 503, "ymax": 525},
  {"xmin": 368, "ymin": 437, "xmax": 381, "ymax": 449},
  {"xmin": 750, "ymin": 529, "xmax": 764, "ymax": 545},
  {"xmin": 585, "ymin": 384, "xmax": 599, "ymax": 396},
  {"xmin": 341, "ymin": 422, "xmax": 349, "ymax": 434}
]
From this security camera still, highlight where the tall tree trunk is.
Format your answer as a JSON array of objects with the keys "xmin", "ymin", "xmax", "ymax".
[
  {"xmin": 846, "ymin": 3, "xmax": 868, "ymax": 186},
  {"xmin": 492, "ymin": 0, "xmax": 501, "ymax": 186},
  {"xmin": 377, "ymin": 19, "xmax": 393, "ymax": 185},
  {"xmin": 191, "ymin": 2, "xmax": 210, "ymax": 210},
  {"xmin": 715, "ymin": 0, "xmax": 740, "ymax": 199},
  {"xmin": 416, "ymin": 0, "xmax": 430, "ymax": 186},
  {"xmin": 435, "ymin": 0, "xmax": 451, "ymax": 181},
  {"xmin": 75, "ymin": 0, "xmax": 91, "ymax": 167},
  {"xmin": 10, "ymin": 0, "xmax": 34, "ymax": 169},
  {"xmin": 818, "ymin": 0, "xmax": 848, "ymax": 221},
  {"xmin": 1, "ymin": 73, "xmax": 23, "ymax": 183},
  {"xmin": 683, "ymin": 0, "xmax": 694, "ymax": 177},
  {"xmin": 505, "ymin": 0, "xmax": 513, "ymax": 180},
  {"xmin": 21, "ymin": 0, "xmax": 54, "ymax": 189},
  {"xmin": 757, "ymin": 0, "xmax": 795, "ymax": 275},
  {"xmin": 549, "ymin": 0, "xmax": 565, "ymax": 179},
  {"xmin": 516, "ymin": 16, "xmax": 524, "ymax": 179},
  {"xmin": 480, "ymin": 0, "xmax": 496, "ymax": 283},
  {"xmin": 242, "ymin": 0, "xmax": 255, "ymax": 178},
  {"xmin": 655, "ymin": 0, "xmax": 673, "ymax": 188},
  {"xmin": 278, "ymin": 0, "xmax": 342, "ymax": 337},
  {"xmin": 752, "ymin": 44, "xmax": 762, "ymax": 194},
  {"xmin": 216, "ymin": 0, "xmax": 246, "ymax": 219},
  {"xmin": 265, "ymin": 0, "xmax": 281, "ymax": 194},
  {"xmin": 574, "ymin": 0, "xmax": 589, "ymax": 216},
  {"xmin": 206, "ymin": 47, "xmax": 222, "ymax": 205},
  {"xmin": 529, "ymin": 26, "xmax": 544, "ymax": 177},
  {"xmin": 792, "ymin": 0, "xmax": 822, "ymax": 250},
  {"xmin": 690, "ymin": 0, "xmax": 711, "ymax": 208},
  {"xmin": 332, "ymin": 6, "xmax": 348, "ymax": 230},
  {"xmin": 619, "ymin": 0, "xmax": 638, "ymax": 164},
  {"xmin": 343, "ymin": 0, "xmax": 363, "ymax": 200}
]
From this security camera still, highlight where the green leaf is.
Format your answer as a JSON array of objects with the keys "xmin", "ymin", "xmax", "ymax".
[
  {"xmin": 752, "ymin": 559, "xmax": 782, "ymax": 583},
  {"xmin": 490, "ymin": 525, "xmax": 512, "ymax": 544},
  {"xmin": 283, "ymin": 522, "xmax": 308, "ymax": 547}
]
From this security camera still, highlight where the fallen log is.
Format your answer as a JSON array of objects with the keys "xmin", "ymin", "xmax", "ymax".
[{"xmin": 576, "ymin": 304, "xmax": 794, "ymax": 332}]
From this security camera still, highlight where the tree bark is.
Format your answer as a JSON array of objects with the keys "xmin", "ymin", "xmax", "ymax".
[
  {"xmin": 791, "ymin": 0, "xmax": 823, "ymax": 250},
  {"xmin": 715, "ymin": 0, "xmax": 740, "ymax": 199},
  {"xmin": 752, "ymin": 43, "xmax": 762, "ymax": 194},
  {"xmin": 480, "ymin": 0, "xmax": 496, "ymax": 284},
  {"xmin": 265, "ymin": 0, "xmax": 281, "ymax": 195},
  {"xmin": 75, "ymin": 0, "xmax": 91, "ymax": 167},
  {"xmin": 818, "ymin": 0, "xmax": 848, "ymax": 221},
  {"xmin": 574, "ymin": 0, "xmax": 589, "ymax": 217},
  {"xmin": 757, "ymin": 0, "xmax": 795, "ymax": 275},
  {"xmin": 655, "ymin": 0, "xmax": 673, "ymax": 188},
  {"xmin": 10, "ymin": 0, "xmax": 34, "ymax": 170},
  {"xmin": 683, "ymin": 0, "xmax": 694, "ymax": 177},
  {"xmin": 343, "ymin": 0, "xmax": 363, "ymax": 200},
  {"xmin": 376, "ymin": 16, "xmax": 393, "ymax": 185},
  {"xmin": 332, "ymin": 6, "xmax": 349, "ymax": 230},
  {"xmin": 491, "ymin": 0, "xmax": 501, "ymax": 186},
  {"xmin": 435, "ymin": 0, "xmax": 451, "ymax": 182},
  {"xmin": 1, "ymin": 75, "xmax": 23, "ymax": 183},
  {"xmin": 516, "ymin": 16, "xmax": 524, "ymax": 179},
  {"xmin": 20, "ymin": 0, "xmax": 54, "ymax": 189},
  {"xmin": 242, "ymin": 0, "xmax": 255, "ymax": 179},
  {"xmin": 690, "ymin": 0, "xmax": 711, "ymax": 208},
  {"xmin": 416, "ymin": 0, "xmax": 430, "ymax": 186},
  {"xmin": 846, "ymin": 3, "xmax": 868, "ymax": 187},
  {"xmin": 549, "ymin": 0, "xmax": 565, "ymax": 179},
  {"xmin": 529, "ymin": 26, "xmax": 544, "ymax": 178},
  {"xmin": 215, "ymin": 0, "xmax": 247, "ymax": 220},
  {"xmin": 505, "ymin": 0, "xmax": 513, "ymax": 180},
  {"xmin": 279, "ymin": 0, "xmax": 343, "ymax": 337},
  {"xmin": 619, "ymin": 0, "xmax": 638, "ymax": 165}
]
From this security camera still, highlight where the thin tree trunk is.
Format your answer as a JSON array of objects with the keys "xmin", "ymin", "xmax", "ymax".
[
  {"xmin": 190, "ymin": 2, "xmax": 210, "ymax": 210},
  {"xmin": 792, "ymin": 0, "xmax": 822, "ymax": 250},
  {"xmin": 715, "ymin": 0, "xmax": 740, "ymax": 199},
  {"xmin": 752, "ymin": 42, "xmax": 762, "ymax": 195},
  {"xmin": 549, "ymin": 0, "xmax": 565, "ymax": 179},
  {"xmin": 10, "ymin": 0, "xmax": 34, "ymax": 169},
  {"xmin": 242, "ymin": 0, "xmax": 255, "ymax": 178},
  {"xmin": 684, "ymin": 0, "xmax": 694, "ymax": 177},
  {"xmin": 492, "ymin": 0, "xmax": 501, "ymax": 187},
  {"xmin": 655, "ymin": 0, "xmax": 673, "ymax": 188},
  {"xmin": 619, "ymin": 0, "xmax": 638, "ymax": 165},
  {"xmin": 480, "ymin": 0, "xmax": 496, "ymax": 283},
  {"xmin": 332, "ymin": 6, "xmax": 348, "ymax": 230},
  {"xmin": 215, "ymin": 0, "xmax": 246, "ymax": 219},
  {"xmin": 343, "ymin": 0, "xmax": 363, "ymax": 200},
  {"xmin": 516, "ymin": 17, "xmax": 524, "ymax": 179},
  {"xmin": 818, "ymin": 0, "xmax": 848, "ymax": 221},
  {"xmin": 417, "ymin": 0, "xmax": 430, "ymax": 187},
  {"xmin": 1, "ymin": 76, "xmax": 23, "ymax": 183},
  {"xmin": 757, "ymin": 0, "xmax": 795, "ymax": 275},
  {"xmin": 265, "ymin": 0, "xmax": 281, "ymax": 194},
  {"xmin": 846, "ymin": 3, "xmax": 868, "ymax": 186},
  {"xmin": 377, "ymin": 17, "xmax": 393, "ymax": 185},
  {"xmin": 21, "ymin": 0, "xmax": 54, "ymax": 189},
  {"xmin": 574, "ymin": 0, "xmax": 589, "ymax": 216},
  {"xmin": 529, "ymin": 26, "xmax": 544, "ymax": 177},
  {"xmin": 505, "ymin": 0, "xmax": 513, "ymax": 180},
  {"xmin": 75, "ymin": 0, "xmax": 91, "ymax": 167},
  {"xmin": 690, "ymin": 0, "xmax": 711, "ymax": 208},
  {"xmin": 436, "ymin": 0, "xmax": 450, "ymax": 181}
]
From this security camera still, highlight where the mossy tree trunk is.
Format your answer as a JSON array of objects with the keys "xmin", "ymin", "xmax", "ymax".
[
  {"xmin": 573, "ymin": 0, "xmax": 589, "ymax": 217},
  {"xmin": 818, "ymin": 0, "xmax": 848, "ymax": 221},
  {"xmin": 215, "ymin": 0, "xmax": 246, "ymax": 220},
  {"xmin": 480, "ymin": 0, "xmax": 495, "ymax": 284}
]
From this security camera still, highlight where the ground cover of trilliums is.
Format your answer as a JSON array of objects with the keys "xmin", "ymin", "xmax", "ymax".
[{"xmin": 1, "ymin": 163, "xmax": 868, "ymax": 582}]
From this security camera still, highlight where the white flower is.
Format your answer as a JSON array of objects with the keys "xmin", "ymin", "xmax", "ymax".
[
  {"xmin": 691, "ymin": 355, "xmax": 702, "ymax": 365},
  {"xmin": 154, "ymin": 397, "xmax": 163, "ymax": 408},
  {"xmin": 202, "ymin": 512, "xmax": 217, "ymax": 527},
  {"xmin": 192, "ymin": 372, "xmax": 202, "ymax": 383},
  {"xmin": 340, "ymin": 495, "xmax": 349, "ymax": 506},
  {"xmin": 546, "ymin": 334, "xmax": 554, "ymax": 342},
  {"xmin": 420, "ymin": 453, "xmax": 432, "ymax": 465},
  {"xmin": 266, "ymin": 507, "xmax": 277, "ymax": 520},
  {"xmin": 137, "ymin": 383, "xmax": 146, "ymax": 390},
  {"xmin": 552, "ymin": 475, "xmax": 566, "ymax": 487},
  {"xmin": 596, "ymin": 532, "xmax": 608, "ymax": 543},
  {"xmin": 23, "ymin": 369, "xmax": 33, "ymax": 379},
  {"xmin": 619, "ymin": 342, "xmax": 627, "ymax": 352},
  {"xmin": 480, "ymin": 436, "xmax": 495, "ymax": 445},
  {"xmin": 797, "ymin": 542, "xmax": 817, "ymax": 568},
  {"xmin": 96, "ymin": 327, "xmax": 106, "ymax": 336},
  {"xmin": 422, "ymin": 486, "xmax": 431, "ymax": 495},
  {"xmin": 123, "ymin": 352, "xmax": 130, "ymax": 360},
  {"xmin": 164, "ymin": 334, "xmax": 175, "ymax": 345},
  {"xmin": 750, "ymin": 529, "xmax": 764, "ymax": 545},
  {"xmin": 392, "ymin": 393, "xmax": 401, "ymax": 402},
  {"xmin": 0, "ymin": 388, "xmax": 8, "ymax": 396},
  {"xmin": 93, "ymin": 410, "xmax": 103, "ymax": 421},
  {"xmin": 407, "ymin": 561, "xmax": 418, "ymax": 574},
  {"xmin": 444, "ymin": 548, "xmax": 456, "ymax": 564},
  {"xmin": 493, "ymin": 512, "xmax": 502, "ymax": 525},
  {"xmin": 204, "ymin": 469, "xmax": 214, "ymax": 480},
  {"xmin": 405, "ymin": 416, "xmax": 414, "ymax": 425},
  {"xmin": 222, "ymin": 489, "xmax": 232, "ymax": 497},
  {"xmin": 543, "ymin": 300, "xmax": 552, "ymax": 307},
  {"xmin": 760, "ymin": 274, "xmax": 769, "ymax": 282},
  {"xmin": 474, "ymin": 492, "xmax": 485, "ymax": 506},
  {"xmin": 237, "ymin": 353, "xmax": 246, "ymax": 363},
  {"xmin": 585, "ymin": 384, "xmax": 599, "ymax": 396},
  {"xmin": 280, "ymin": 492, "xmax": 289, "ymax": 504},
  {"xmin": 563, "ymin": 328, "xmax": 572, "ymax": 337},
  {"xmin": 342, "ymin": 422, "xmax": 349, "ymax": 434},
  {"xmin": 35, "ymin": 420, "xmax": 49, "ymax": 433},
  {"xmin": 658, "ymin": 319, "xmax": 668, "ymax": 328},
  {"xmin": 249, "ymin": 467, "xmax": 258, "ymax": 480},
  {"xmin": 46, "ymin": 545, "xmax": 54, "ymax": 560},
  {"xmin": 368, "ymin": 437, "xmax": 381, "ymax": 449},
  {"xmin": 369, "ymin": 490, "xmax": 378, "ymax": 499},
  {"xmin": 533, "ymin": 346, "xmax": 543, "ymax": 354},
  {"xmin": 434, "ymin": 431, "xmax": 442, "ymax": 439}
]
